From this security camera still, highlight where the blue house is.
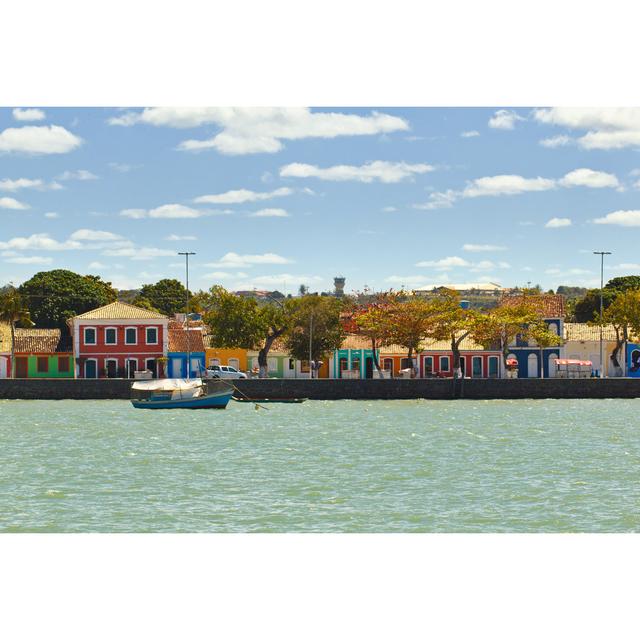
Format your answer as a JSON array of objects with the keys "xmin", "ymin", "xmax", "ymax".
[
  {"xmin": 167, "ymin": 320, "xmax": 206, "ymax": 378},
  {"xmin": 500, "ymin": 294, "xmax": 565, "ymax": 378}
]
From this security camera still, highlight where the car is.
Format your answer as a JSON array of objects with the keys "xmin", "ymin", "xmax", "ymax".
[{"xmin": 204, "ymin": 364, "xmax": 247, "ymax": 380}]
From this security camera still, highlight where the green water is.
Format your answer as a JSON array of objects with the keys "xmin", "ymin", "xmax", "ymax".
[{"xmin": 1, "ymin": 399, "xmax": 639, "ymax": 532}]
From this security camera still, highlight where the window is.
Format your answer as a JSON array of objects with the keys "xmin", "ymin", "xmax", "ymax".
[
  {"xmin": 400, "ymin": 357, "xmax": 411, "ymax": 370},
  {"xmin": 146, "ymin": 327, "xmax": 158, "ymax": 344},
  {"xmin": 268, "ymin": 358, "xmax": 278, "ymax": 372},
  {"xmin": 37, "ymin": 357, "xmax": 49, "ymax": 373},
  {"xmin": 440, "ymin": 356, "xmax": 450, "ymax": 372},
  {"xmin": 472, "ymin": 356, "xmax": 482, "ymax": 378},
  {"xmin": 383, "ymin": 358, "xmax": 393, "ymax": 371},
  {"xmin": 300, "ymin": 360, "xmax": 310, "ymax": 373},
  {"xmin": 289, "ymin": 358, "xmax": 295, "ymax": 370},
  {"xmin": 228, "ymin": 366, "xmax": 238, "ymax": 373},
  {"xmin": 488, "ymin": 356, "xmax": 499, "ymax": 378},
  {"xmin": 58, "ymin": 356, "xmax": 70, "ymax": 373},
  {"xmin": 84, "ymin": 327, "xmax": 96, "ymax": 345},
  {"xmin": 209, "ymin": 358, "xmax": 220, "ymax": 367},
  {"xmin": 105, "ymin": 327, "xmax": 117, "ymax": 345},
  {"xmin": 228, "ymin": 358, "xmax": 240, "ymax": 370},
  {"xmin": 125, "ymin": 327, "xmax": 137, "ymax": 345},
  {"xmin": 424, "ymin": 356, "xmax": 434, "ymax": 373}
]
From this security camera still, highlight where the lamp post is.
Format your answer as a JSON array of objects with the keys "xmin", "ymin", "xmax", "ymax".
[
  {"xmin": 593, "ymin": 251, "xmax": 611, "ymax": 378},
  {"xmin": 178, "ymin": 251, "xmax": 196, "ymax": 379},
  {"xmin": 309, "ymin": 314, "xmax": 314, "ymax": 379}
]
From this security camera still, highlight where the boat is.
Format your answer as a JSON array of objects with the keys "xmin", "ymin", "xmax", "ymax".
[
  {"xmin": 131, "ymin": 378, "xmax": 233, "ymax": 409},
  {"xmin": 232, "ymin": 397, "xmax": 307, "ymax": 404}
]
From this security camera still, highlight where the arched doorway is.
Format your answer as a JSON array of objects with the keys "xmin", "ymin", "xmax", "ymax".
[
  {"xmin": 527, "ymin": 353, "xmax": 538, "ymax": 378},
  {"xmin": 548, "ymin": 353, "xmax": 558, "ymax": 378}
]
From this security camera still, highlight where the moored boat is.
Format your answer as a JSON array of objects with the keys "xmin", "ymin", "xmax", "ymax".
[{"xmin": 131, "ymin": 378, "xmax": 233, "ymax": 409}]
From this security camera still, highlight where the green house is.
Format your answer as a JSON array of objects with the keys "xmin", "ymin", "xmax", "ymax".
[{"xmin": 13, "ymin": 328, "xmax": 74, "ymax": 378}]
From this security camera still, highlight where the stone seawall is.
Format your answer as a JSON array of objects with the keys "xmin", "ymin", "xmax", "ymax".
[{"xmin": 1, "ymin": 378, "xmax": 640, "ymax": 400}]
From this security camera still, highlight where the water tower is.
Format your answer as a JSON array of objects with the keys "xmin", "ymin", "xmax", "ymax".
[{"xmin": 334, "ymin": 276, "xmax": 346, "ymax": 297}]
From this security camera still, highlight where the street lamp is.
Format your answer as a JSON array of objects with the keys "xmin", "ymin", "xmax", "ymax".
[
  {"xmin": 593, "ymin": 251, "xmax": 612, "ymax": 378},
  {"xmin": 179, "ymin": 251, "xmax": 196, "ymax": 379}
]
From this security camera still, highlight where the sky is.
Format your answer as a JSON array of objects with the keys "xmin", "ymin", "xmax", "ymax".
[{"xmin": 1, "ymin": 106, "xmax": 640, "ymax": 295}]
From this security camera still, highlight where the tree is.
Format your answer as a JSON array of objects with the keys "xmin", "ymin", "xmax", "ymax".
[
  {"xmin": 421, "ymin": 289, "xmax": 481, "ymax": 378},
  {"xmin": 283, "ymin": 296, "xmax": 345, "ymax": 375},
  {"xmin": 385, "ymin": 296, "xmax": 435, "ymax": 375},
  {"xmin": 527, "ymin": 322, "xmax": 563, "ymax": 378},
  {"xmin": 202, "ymin": 286, "xmax": 290, "ymax": 378},
  {"xmin": 19, "ymin": 270, "xmax": 117, "ymax": 329},
  {"xmin": 605, "ymin": 276, "xmax": 640, "ymax": 292},
  {"xmin": 353, "ymin": 293, "xmax": 397, "ymax": 378},
  {"xmin": 598, "ymin": 289, "xmax": 640, "ymax": 375},
  {"xmin": 134, "ymin": 279, "xmax": 187, "ymax": 316},
  {"xmin": 0, "ymin": 287, "xmax": 34, "ymax": 378}
]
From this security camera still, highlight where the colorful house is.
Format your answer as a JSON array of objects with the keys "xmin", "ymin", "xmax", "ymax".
[
  {"xmin": 0, "ymin": 321, "xmax": 12, "ymax": 378},
  {"xmin": 247, "ymin": 338, "xmax": 328, "ymax": 378},
  {"xmin": 12, "ymin": 328, "xmax": 74, "ymax": 378},
  {"xmin": 329, "ymin": 336, "xmax": 411, "ymax": 379},
  {"xmin": 204, "ymin": 340, "xmax": 248, "ymax": 373},
  {"xmin": 499, "ymin": 294, "xmax": 565, "ymax": 378},
  {"xmin": 167, "ymin": 320, "xmax": 206, "ymax": 378},
  {"xmin": 419, "ymin": 336, "xmax": 502, "ymax": 378},
  {"xmin": 68, "ymin": 301, "xmax": 169, "ymax": 378},
  {"xmin": 563, "ymin": 323, "xmax": 621, "ymax": 377}
]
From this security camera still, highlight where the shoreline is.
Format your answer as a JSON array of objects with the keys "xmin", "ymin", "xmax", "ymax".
[{"xmin": 1, "ymin": 378, "xmax": 640, "ymax": 400}]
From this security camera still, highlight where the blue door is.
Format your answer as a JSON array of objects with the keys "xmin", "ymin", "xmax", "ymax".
[{"xmin": 85, "ymin": 360, "xmax": 97, "ymax": 378}]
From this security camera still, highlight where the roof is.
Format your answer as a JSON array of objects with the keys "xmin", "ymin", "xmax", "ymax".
[
  {"xmin": 499, "ymin": 293, "xmax": 565, "ymax": 318},
  {"xmin": 0, "ymin": 322, "xmax": 12, "ymax": 352},
  {"xmin": 168, "ymin": 320, "xmax": 205, "ymax": 352},
  {"xmin": 13, "ymin": 328, "xmax": 72, "ymax": 353},
  {"xmin": 71, "ymin": 301, "xmax": 168, "ymax": 320},
  {"xmin": 413, "ymin": 282, "xmax": 504, "ymax": 293},
  {"xmin": 564, "ymin": 322, "xmax": 619, "ymax": 342}
]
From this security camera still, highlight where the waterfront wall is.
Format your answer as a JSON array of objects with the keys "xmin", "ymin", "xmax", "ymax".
[{"xmin": 2, "ymin": 378, "xmax": 640, "ymax": 400}]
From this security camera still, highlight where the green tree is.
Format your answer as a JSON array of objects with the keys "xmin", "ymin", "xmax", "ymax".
[
  {"xmin": 283, "ymin": 296, "xmax": 345, "ymax": 376},
  {"xmin": 605, "ymin": 276, "xmax": 640, "ymax": 292},
  {"xmin": 598, "ymin": 289, "xmax": 640, "ymax": 375},
  {"xmin": 19, "ymin": 270, "xmax": 117, "ymax": 329},
  {"xmin": 134, "ymin": 279, "xmax": 187, "ymax": 316},
  {"xmin": 0, "ymin": 287, "xmax": 34, "ymax": 378},
  {"xmin": 353, "ymin": 293, "xmax": 397, "ymax": 378}
]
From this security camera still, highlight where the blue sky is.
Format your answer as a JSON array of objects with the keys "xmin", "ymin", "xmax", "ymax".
[{"xmin": 1, "ymin": 106, "xmax": 640, "ymax": 294}]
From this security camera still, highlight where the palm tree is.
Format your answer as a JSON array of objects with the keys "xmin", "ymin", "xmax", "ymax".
[{"xmin": 0, "ymin": 287, "xmax": 33, "ymax": 378}]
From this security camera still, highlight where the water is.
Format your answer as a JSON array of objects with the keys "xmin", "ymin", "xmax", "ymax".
[{"xmin": 1, "ymin": 398, "xmax": 639, "ymax": 532}]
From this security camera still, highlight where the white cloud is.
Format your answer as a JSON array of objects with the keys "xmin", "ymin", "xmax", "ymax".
[
  {"xmin": 534, "ymin": 108, "xmax": 640, "ymax": 150},
  {"xmin": 415, "ymin": 256, "xmax": 471, "ymax": 270},
  {"xmin": 539, "ymin": 135, "xmax": 572, "ymax": 148},
  {"xmin": 488, "ymin": 109, "xmax": 524, "ymax": 130},
  {"xmin": 0, "ymin": 233, "xmax": 81, "ymax": 251},
  {"xmin": 463, "ymin": 175, "xmax": 555, "ymax": 197},
  {"xmin": 108, "ymin": 162, "xmax": 141, "ymax": 173},
  {"xmin": 462, "ymin": 244, "xmax": 507, "ymax": 252},
  {"xmin": 249, "ymin": 208, "xmax": 289, "ymax": 218},
  {"xmin": 201, "ymin": 271, "xmax": 250, "ymax": 280},
  {"xmin": 461, "ymin": 130, "xmax": 480, "ymax": 137},
  {"xmin": 88, "ymin": 261, "xmax": 109, "ymax": 269},
  {"xmin": 69, "ymin": 229, "xmax": 123, "ymax": 241},
  {"xmin": 12, "ymin": 108, "xmax": 46, "ymax": 122},
  {"xmin": 559, "ymin": 168, "xmax": 620, "ymax": 189},
  {"xmin": 57, "ymin": 169, "xmax": 98, "ymax": 181},
  {"xmin": 382, "ymin": 206, "xmax": 397, "ymax": 212},
  {"xmin": 280, "ymin": 160, "xmax": 433, "ymax": 183},
  {"xmin": 194, "ymin": 187, "xmax": 292, "ymax": 204},
  {"xmin": 593, "ymin": 210, "xmax": 640, "ymax": 227},
  {"xmin": 109, "ymin": 107, "xmax": 409, "ymax": 155},
  {"xmin": 237, "ymin": 273, "xmax": 323, "ymax": 287},
  {"xmin": 0, "ymin": 196, "xmax": 29, "ymax": 210},
  {"xmin": 101, "ymin": 246, "xmax": 177, "ymax": 260},
  {"xmin": 4, "ymin": 255, "xmax": 53, "ymax": 265},
  {"xmin": 166, "ymin": 234, "xmax": 197, "ymax": 241},
  {"xmin": 384, "ymin": 275, "xmax": 436, "ymax": 285},
  {"xmin": 205, "ymin": 252, "xmax": 293, "ymax": 269},
  {"xmin": 44, "ymin": 212, "xmax": 59, "ymax": 219},
  {"xmin": 0, "ymin": 177, "xmax": 62, "ymax": 192},
  {"xmin": 0, "ymin": 125, "xmax": 82, "ymax": 154},
  {"xmin": 545, "ymin": 217, "xmax": 572, "ymax": 228},
  {"xmin": 120, "ymin": 204, "xmax": 221, "ymax": 219},
  {"xmin": 413, "ymin": 190, "xmax": 457, "ymax": 210}
]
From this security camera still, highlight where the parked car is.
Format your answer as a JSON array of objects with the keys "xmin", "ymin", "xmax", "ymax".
[{"xmin": 204, "ymin": 364, "xmax": 247, "ymax": 379}]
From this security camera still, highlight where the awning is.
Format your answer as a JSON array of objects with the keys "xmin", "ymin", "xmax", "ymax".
[{"xmin": 555, "ymin": 359, "xmax": 592, "ymax": 366}]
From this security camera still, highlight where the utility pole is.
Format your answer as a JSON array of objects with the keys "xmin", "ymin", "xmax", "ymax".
[
  {"xmin": 593, "ymin": 251, "xmax": 611, "ymax": 378},
  {"xmin": 179, "ymin": 251, "xmax": 196, "ymax": 379},
  {"xmin": 309, "ymin": 314, "xmax": 314, "ymax": 379}
]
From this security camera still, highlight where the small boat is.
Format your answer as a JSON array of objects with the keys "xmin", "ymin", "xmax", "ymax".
[
  {"xmin": 131, "ymin": 378, "xmax": 233, "ymax": 409},
  {"xmin": 232, "ymin": 397, "xmax": 307, "ymax": 404}
]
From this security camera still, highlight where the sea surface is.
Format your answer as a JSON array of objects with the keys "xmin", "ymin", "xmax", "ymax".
[{"xmin": 1, "ymin": 398, "xmax": 639, "ymax": 532}]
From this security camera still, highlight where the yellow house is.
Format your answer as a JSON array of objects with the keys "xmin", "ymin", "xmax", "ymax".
[
  {"xmin": 563, "ymin": 323, "xmax": 621, "ymax": 376},
  {"xmin": 204, "ymin": 337, "xmax": 248, "ymax": 373}
]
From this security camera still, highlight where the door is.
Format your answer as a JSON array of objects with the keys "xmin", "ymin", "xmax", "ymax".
[
  {"xmin": 547, "ymin": 354, "xmax": 558, "ymax": 378},
  {"xmin": 527, "ymin": 353, "xmax": 538, "ymax": 378},
  {"xmin": 472, "ymin": 356, "xmax": 482, "ymax": 378},
  {"xmin": 84, "ymin": 359, "xmax": 97, "ymax": 378},
  {"xmin": 365, "ymin": 357, "xmax": 373, "ymax": 379},
  {"xmin": 147, "ymin": 359, "xmax": 157, "ymax": 378},
  {"xmin": 459, "ymin": 357, "xmax": 466, "ymax": 377},
  {"xmin": 15, "ymin": 357, "xmax": 28, "ymax": 378},
  {"xmin": 126, "ymin": 359, "xmax": 137, "ymax": 378},
  {"xmin": 171, "ymin": 358, "xmax": 182, "ymax": 378},
  {"xmin": 106, "ymin": 360, "xmax": 118, "ymax": 378},
  {"xmin": 0, "ymin": 357, "xmax": 7, "ymax": 378}
]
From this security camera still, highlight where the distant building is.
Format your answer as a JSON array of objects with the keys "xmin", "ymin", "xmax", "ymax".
[
  {"xmin": 334, "ymin": 276, "xmax": 346, "ymax": 297},
  {"xmin": 413, "ymin": 282, "xmax": 504, "ymax": 296}
]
